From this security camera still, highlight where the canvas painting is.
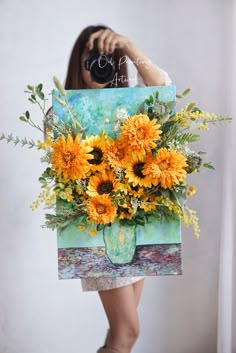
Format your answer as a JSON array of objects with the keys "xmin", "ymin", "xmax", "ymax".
[{"xmin": 52, "ymin": 85, "xmax": 182, "ymax": 279}]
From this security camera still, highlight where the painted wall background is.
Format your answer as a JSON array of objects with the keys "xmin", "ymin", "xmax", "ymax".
[{"xmin": 0, "ymin": 0, "xmax": 234, "ymax": 352}]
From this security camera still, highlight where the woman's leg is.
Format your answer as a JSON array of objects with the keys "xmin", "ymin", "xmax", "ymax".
[
  {"xmin": 133, "ymin": 278, "xmax": 145, "ymax": 307},
  {"xmin": 98, "ymin": 280, "xmax": 144, "ymax": 353}
]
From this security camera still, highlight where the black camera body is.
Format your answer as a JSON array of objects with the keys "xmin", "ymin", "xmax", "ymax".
[{"xmin": 84, "ymin": 40, "xmax": 116, "ymax": 84}]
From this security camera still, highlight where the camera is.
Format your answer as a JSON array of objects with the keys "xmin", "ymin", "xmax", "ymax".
[{"xmin": 84, "ymin": 39, "xmax": 116, "ymax": 84}]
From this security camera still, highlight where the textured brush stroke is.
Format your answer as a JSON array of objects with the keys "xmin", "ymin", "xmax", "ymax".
[
  {"xmin": 53, "ymin": 86, "xmax": 176, "ymax": 138},
  {"xmin": 103, "ymin": 223, "xmax": 137, "ymax": 264},
  {"xmin": 58, "ymin": 244, "xmax": 182, "ymax": 279},
  {"xmin": 57, "ymin": 216, "xmax": 181, "ymax": 248}
]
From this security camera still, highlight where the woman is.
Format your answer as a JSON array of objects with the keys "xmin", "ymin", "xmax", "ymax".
[{"xmin": 64, "ymin": 24, "xmax": 171, "ymax": 353}]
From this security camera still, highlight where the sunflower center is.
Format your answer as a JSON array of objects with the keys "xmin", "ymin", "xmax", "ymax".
[
  {"xmin": 97, "ymin": 181, "xmax": 113, "ymax": 195},
  {"xmin": 136, "ymin": 128, "xmax": 145, "ymax": 139},
  {"xmin": 116, "ymin": 149, "xmax": 124, "ymax": 160},
  {"xmin": 131, "ymin": 185, "xmax": 139, "ymax": 191},
  {"xmin": 159, "ymin": 161, "xmax": 170, "ymax": 171},
  {"xmin": 90, "ymin": 148, "xmax": 103, "ymax": 165},
  {"xmin": 133, "ymin": 162, "xmax": 145, "ymax": 178},
  {"xmin": 122, "ymin": 208, "xmax": 130, "ymax": 215},
  {"xmin": 96, "ymin": 204, "xmax": 107, "ymax": 214},
  {"xmin": 63, "ymin": 153, "xmax": 75, "ymax": 163}
]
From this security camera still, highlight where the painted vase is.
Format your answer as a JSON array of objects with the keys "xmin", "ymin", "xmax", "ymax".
[{"xmin": 103, "ymin": 222, "xmax": 137, "ymax": 265}]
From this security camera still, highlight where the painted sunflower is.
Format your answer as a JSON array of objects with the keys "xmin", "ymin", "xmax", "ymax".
[
  {"xmin": 50, "ymin": 134, "xmax": 92, "ymax": 181},
  {"xmin": 128, "ymin": 185, "xmax": 144, "ymax": 198},
  {"xmin": 104, "ymin": 138, "xmax": 129, "ymax": 169},
  {"xmin": 125, "ymin": 153, "xmax": 152, "ymax": 188},
  {"xmin": 119, "ymin": 114, "xmax": 162, "ymax": 157},
  {"xmin": 118, "ymin": 183, "xmax": 144, "ymax": 198},
  {"xmin": 81, "ymin": 135, "xmax": 107, "ymax": 173},
  {"xmin": 87, "ymin": 194, "xmax": 117, "ymax": 224},
  {"xmin": 118, "ymin": 206, "xmax": 135, "ymax": 220},
  {"xmin": 86, "ymin": 170, "xmax": 120, "ymax": 197},
  {"xmin": 144, "ymin": 148, "xmax": 187, "ymax": 189}
]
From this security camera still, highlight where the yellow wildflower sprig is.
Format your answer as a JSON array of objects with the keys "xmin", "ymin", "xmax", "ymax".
[
  {"xmin": 187, "ymin": 185, "xmax": 196, "ymax": 196},
  {"xmin": 160, "ymin": 197, "xmax": 200, "ymax": 238},
  {"xmin": 181, "ymin": 206, "xmax": 200, "ymax": 239},
  {"xmin": 173, "ymin": 106, "xmax": 231, "ymax": 130},
  {"xmin": 37, "ymin": 136, "xmax": 52, "ymax": 150},
  {"xmin": 30, "ymin": 185, "xmax": 57, "ymax": 211}
]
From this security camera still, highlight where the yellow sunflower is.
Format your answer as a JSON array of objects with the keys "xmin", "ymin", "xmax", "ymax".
[
  {"xmin": 125, "ymin": 153, "xmax": 153, "ymax": 188},
  {"xmin": 128, "ymin": 185, "xmax": 144, "ymax": 198},
  {"xmin": 81, "ymin": 135, "xmax": 107, "ymax": 173},
  {"xmin": 118, "ymin": 206, "xmax": 135, "ymax": 220},
  {"xmin": 87, "ymin": 194, "xmax": 117, "ymax": 224},
  {"xmin": 115, "ymin": 182, "xmax": 129, "ymax": 195},
  {"xmin": 86, "ymin": 170, "xmax": 120, "ymax": 197},
  {"xmin": 119, "ymin": 114, "xmax": 162, "ymax": 157},
  {"xmin": 50, "ymin": 134, "xmax": 92, "ymax": 181},
  {"xmin": 118, "ymin": 182, "xmax": 144, "ymax": 198},
  {"xmin": 104, "ymin": 138, "xmax": 129, "ymax": 169},
  {"xmin": 142, "ymin": 154, "xmax": 161, "ymax": 187},
  {"xmin": 143, "ymin": 148, "xmax": 187, "ymax": 189}
]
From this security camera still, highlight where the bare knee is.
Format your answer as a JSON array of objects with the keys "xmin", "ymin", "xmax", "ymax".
[
  {"xmin": 125, "ymin": 321, "xmax": 140, "ymax": 343},
  {"xmin": 109, "ymin": 320, "xmax": 140, "ymax": 350}
]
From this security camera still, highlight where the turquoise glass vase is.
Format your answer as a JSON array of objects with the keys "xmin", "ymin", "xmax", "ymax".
[{"xmin": 103, "ymin": 222, "xmax": 137, "ymax": 265}]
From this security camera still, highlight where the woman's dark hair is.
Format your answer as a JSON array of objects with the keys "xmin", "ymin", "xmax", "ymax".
[{"xmin": 64, "ymin": 24, "xmax": 129, "ymax": 89}]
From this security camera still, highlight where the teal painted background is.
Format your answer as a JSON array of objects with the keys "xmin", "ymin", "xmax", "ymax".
[
  {"xmin": 52, "ymin": 85, "xmax": 176, "ymax": 138},
  {"xmin": 57, "ymin": 217, "xmax": 181, "ymax": 249}
]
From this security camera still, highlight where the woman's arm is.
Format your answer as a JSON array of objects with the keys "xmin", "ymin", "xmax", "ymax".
[
  {"xmin": 122, "ymin": 40, "xmax": 167, "ymax": 86},
  {"xmin": 87, "ymin": 29, "xmax": 168, "ymax": 86}
]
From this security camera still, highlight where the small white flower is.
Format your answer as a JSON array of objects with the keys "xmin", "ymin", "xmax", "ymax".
[
  {"xmin": 104, "ymin": 118, "xmax": 110, "ymax": 124},
  {"xmin": 115, "ymin": 168, "xmax": 125, "ymax": 180},
  {"xmin": 115, "ymin": 108, "xmax": 129, "ymax": 121},
  {"xmin": 113, "ymin": 123, "xmax": 120, "ymax": 132},
  {"xmin": 130, "ymin": 197, "xmax": 141, "ymax": 213}
]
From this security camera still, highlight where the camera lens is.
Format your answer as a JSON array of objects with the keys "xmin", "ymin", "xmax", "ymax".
[
  {"xmin": 90, "ymin": 56, "xmax": 115, "ymax": 84},
  {"xmin": 84, "ymin": 40, "xmax": 116, "ymax": 84}
]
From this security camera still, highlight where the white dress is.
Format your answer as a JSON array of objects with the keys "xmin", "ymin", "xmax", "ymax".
[{"xmin": 81, "ymin": 67, "xmax": 172, "ymax": 291}]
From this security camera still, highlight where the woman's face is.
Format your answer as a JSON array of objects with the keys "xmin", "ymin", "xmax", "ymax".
[{"xmin": 81, "ymin": 47, "xmax": 109, "ymax": 89}]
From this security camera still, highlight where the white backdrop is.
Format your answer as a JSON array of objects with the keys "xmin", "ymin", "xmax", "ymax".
[
  {"xmin": 217, "ymin": 1, "xmax": 236, "ymax": 353},
  {"xmin": 0, "ymin": 1, "xmax": 235, "ymax": 353}
]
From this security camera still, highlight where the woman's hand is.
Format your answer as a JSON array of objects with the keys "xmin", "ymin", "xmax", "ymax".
[
  {"xmin": 86, "ymin": 28, "xmax": 167, "ymax": 86},
  {"xmin": 86, "ymin": 29, "xmax": 130, "ymax": 55}
]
